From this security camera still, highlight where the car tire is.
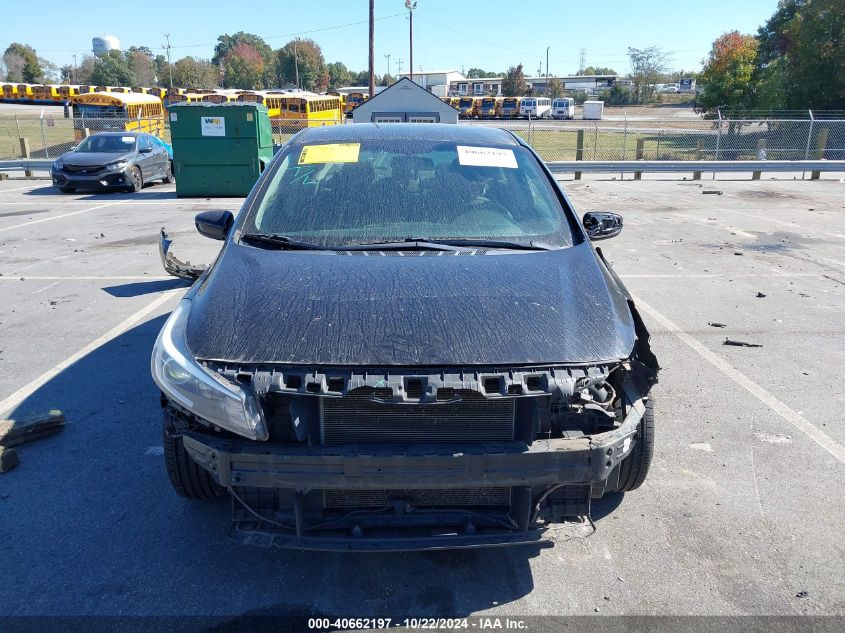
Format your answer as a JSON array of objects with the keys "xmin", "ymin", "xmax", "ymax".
[
  {"xmin": 127, "ymin": 166, "xmax": 143, "ymax": 193},
  {"xmin": 163, "ymin": 409, "xmax": 225, "ymax": 500},
  {"xmin": 59, "ymin": 186, "xmax": 75, "ymax": 194},
  {"xmin": 616, "ymin": 396, "xmax": 655, "ymax": 492},
  {"xmin": 162, "ymin": 161, "xmax": 175, "ymax": 184}
]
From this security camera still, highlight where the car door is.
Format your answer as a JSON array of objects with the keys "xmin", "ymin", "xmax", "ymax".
[
  {"xmin": 137, "ymin": 135, "xmax": 160, "ymax": 179},
  {"xmin": 148, "ymin": 134, "xmax": 169, "ymax": 176}
]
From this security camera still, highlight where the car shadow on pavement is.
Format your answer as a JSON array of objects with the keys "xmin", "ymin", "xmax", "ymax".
[
  {"xmin": 1, "ymin": 315, "xmax": 541, "ymax": 618},
  {"xmin": 23, "ymin": 186, "xmax": 177, "ymax": 200},
  {"xmin": 102, "ymin": 279, "xmax": 189, "ymax": 298}
]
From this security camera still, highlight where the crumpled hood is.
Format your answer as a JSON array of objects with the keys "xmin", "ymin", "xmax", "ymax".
[
  {"xmin": 186, "ymin": 241, "xmax": 635, "ymax": 366},
  {"xmin": 61, "ymin": 151, "xmax": 133, "ymax": 167}
]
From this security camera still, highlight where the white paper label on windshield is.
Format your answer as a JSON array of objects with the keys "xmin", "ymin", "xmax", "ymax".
[
  {"xmin": 122, "ymin": 136, "xmax": 135, "ymax": 143},
  {"xmin": 201, "ymin": 116, "xmax": 225, "ymax": 136},
  {"xmin": 457, "ymin": 145, "xmax": 518, "ymax": 168}
]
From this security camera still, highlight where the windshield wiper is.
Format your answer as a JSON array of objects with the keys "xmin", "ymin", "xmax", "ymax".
[
  {"xmin": 240, "ymin": 233, "xmax": 328, "ymax": 251},
  {"xmin": 339, "ymin": 238, "xmax": 556, "ymax": 252}
]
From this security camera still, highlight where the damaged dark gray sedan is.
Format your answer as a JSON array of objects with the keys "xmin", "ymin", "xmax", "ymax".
[{"xmin": 152, "ymin": 123, "xmax": 658, "ymax": 551}]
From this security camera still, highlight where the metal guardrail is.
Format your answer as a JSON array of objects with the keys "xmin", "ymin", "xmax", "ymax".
[
  {"xmin": 0, "ymin": 159, "xmax": 53, "ymax": 171},
  {"xmin": 545, "ymin": 160, "xmax": 845, "ymax": 173},
  {"xmin": 2, "ymin": 158, "xmax": 844, "ymax": 177}
]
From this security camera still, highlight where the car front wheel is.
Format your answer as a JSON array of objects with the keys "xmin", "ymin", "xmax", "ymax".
[
  {"xmin": 616, "ymin": 396, "xmax": 655, "ymax": 492},
  {"xmin": 126, "ymin": 166, "xmax": 143, "ymax": 193},
  {"xmin": 163, "ymin": 409, "xmax": 225, "ymax": 500}
]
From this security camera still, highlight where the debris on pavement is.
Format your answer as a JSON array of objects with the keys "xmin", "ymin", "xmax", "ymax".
[
  {"xmin": 703, "ymin": 190, "xmax": 723, "ymax": 195},
  {"xmin": 708, "ymin": 322, "xmax": 727, "ymax": 328},
  {"xmin": 0, "ymin": 410, "xmax": 66, "ymax": 448},
  {"xmin": 0, "ymin": 446, "xmax": 19, "ymax": 473},
  {"xmin": 795, "ymin": 591, "xmax": 809, "ymax": 599},
  {"xmin": 756, "ymin": 292, "xmax": 767, "ymax": 298},
  {"xmin": 723, "ymin": 339, "xmax": 763, "ymax": 348}
]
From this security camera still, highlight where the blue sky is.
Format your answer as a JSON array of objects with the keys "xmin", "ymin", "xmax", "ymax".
[{"xmin": 11, "ymin": 0, "xmax": 779, "ymax": 76}]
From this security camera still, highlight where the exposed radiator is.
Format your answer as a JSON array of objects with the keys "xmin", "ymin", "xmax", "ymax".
[{"xmin": 321, "ymin": 389, "xmax": 515, "ymax": 444}]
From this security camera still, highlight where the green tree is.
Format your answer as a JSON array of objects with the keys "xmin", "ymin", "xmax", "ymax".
[
  {"xmin": 627, "ymin": 47, "xmax": 670, "ymax": 102},
  {"xmin": 545, "ymin": 76, "xmax": 563, "ymax": 98},
  {"xmin": 352, "ymin": 70, "xmax": 370, "ymax": 86},
  {"xmin": 127, "ymin": 47, "xmax": 156, "ymax": 86},
  {"xmin": 214, "ymin": 32, "xmax": 274, "ymax": 87},
  {"xmin": 4, "ymin": 43, "xmax": 42, "ymax": 82},
  {"xmin": 466, "ymin": 68, "xmax": 499, "ymax": 78},
  {"xmin": 275, "ymin": 38, "xmax": 327, "ymax": 91},
  {"xmin": 326, "ymin": 61, "xmax": 353, "ymax": 90},
  {"xmin": 698, "ymin": 31, "xmax": 759, "ymax": 114},
  {"xmin": 501, "ymin": 64, "xmax": 527, "ymax": 96},
  {"xmin": 223, "ymin": 43, "xmax": 265, "ymax": 89},
  {"xmin": 90, "ymin": 50, "xmax": 136, "ymax": 86},
  {"xmin": 171, "ymin": 57, "xmax": 219, "ymax": 89},
  {"xmin": 579, "ymin": 66, "xmax": 617, "ymax": 76},
  {"xmin": 381, "ymin": 73, "xmax": 395, "ymax": 87}
]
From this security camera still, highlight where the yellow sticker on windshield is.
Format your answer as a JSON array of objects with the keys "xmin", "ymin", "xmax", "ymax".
[{"xmin": 298, "ymin": 143, "xmax": 360, "ymax": 165}]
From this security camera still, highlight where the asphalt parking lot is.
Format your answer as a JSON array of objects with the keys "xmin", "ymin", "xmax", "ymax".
[{"xmin": 0, "ymin": 175, "xmax": 843, "ymax": 623}]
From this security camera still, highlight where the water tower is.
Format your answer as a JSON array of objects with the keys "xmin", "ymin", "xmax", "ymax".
[{"xmin": 92, "ymin": 35, "xmax": 121, "ymax": 57}]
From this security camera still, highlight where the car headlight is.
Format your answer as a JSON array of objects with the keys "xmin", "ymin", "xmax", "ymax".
[
  {"xmin": 151, "ymin": 299, "xmax": 268, "ymax": 441},
  {"xmin": 107, "ymin": 160, "xmax": 128, "ymax": 171}
]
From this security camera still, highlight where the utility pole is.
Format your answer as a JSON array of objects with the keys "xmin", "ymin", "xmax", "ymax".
[
  {"xmin": 384, "ymin": 54, "xmax": 391, "ymax": 80},
  {"xmin": 397, "ymin": 58, "xmax": 403, "ymax": 76},
  {"xmin": 72, "ymin": 54, "xmax": 77, "ymax": 83},
  {"xmin": 294, "ymin": 39, "xmax": 300, "ymax": 89},
  {"xmin": 546, "ymin": 46, "xmax": 550, "ymax": 77},
  {"xmin": 405, "ymin": 0, "xmax": 417, "ymax": 81},
  {"xmin": 163, "ymin": 34, "xmax": 173, "ymax": 88},
  {"xmin": 368, "ymin": 0, "xmax": 375, "ymax": 97}
]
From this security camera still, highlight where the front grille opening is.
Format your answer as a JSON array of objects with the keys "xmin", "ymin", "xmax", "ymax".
[
  {"xmin": 306, "ymin": 381, "xmax": 322, "ymax": 393},
  {"xmin": 322, "ymin": 388, "xmax": 515, "ymax": 444},
  {"xmin": 324, "ymin": 487, "xmax": 510, "ymax": 508},
  {"xmin": 436, "ymin": 387, "xmax": 455, "ymax": 401},
  {"xmin": 236, "ymin": 372, "xmax": 252, "ymax": 385},
  {"xmin": 284, "ymin": 375, "xmax": 302, "ymax": 389},
  {"xmin": 525, "ymin": 375, "xmax": 545, "ymax": 391},
  {"xmin": 483, "ymin": 377, "xmax": 503, "ymax": 395},
  {"xmin": 404, "ymin": 378, "xmax": 424, "ymax": 399},
  {"xmin": 507, "ymin": 384, "xmax": 523, "ymax": 395},
  {"xmin": 373, "ymin": 387, "xmax": 393, "ymax": 399},
  {"xmin": 327, "ymin": 377, "xmax": 345, "ymax": 392}
]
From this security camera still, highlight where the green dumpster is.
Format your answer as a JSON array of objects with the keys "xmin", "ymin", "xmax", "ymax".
[{"xmin": 169, "ymin": 102, "xmax": 273, "ymax": 197}]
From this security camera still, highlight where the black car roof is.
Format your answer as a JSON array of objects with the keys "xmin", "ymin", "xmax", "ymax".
[{"xmin": 293, "ymin": 123, "xmax": 519, "ymax": 146}]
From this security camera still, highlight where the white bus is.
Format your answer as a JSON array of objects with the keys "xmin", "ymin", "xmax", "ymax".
[
  {"xmin": 519, "ymin": 97, "xmax": 551, "ymax": 119},
  {"xmin": 550, "ymin": 97, "xmax": 575, "ymax": 119}
]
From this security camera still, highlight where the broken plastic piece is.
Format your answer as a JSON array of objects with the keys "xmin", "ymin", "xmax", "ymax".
[
  {"xmin": 723, "ymin": 339, "xmax": 763, "ymax": 348},
  {"xmin": 159, "ymin": 228, "xmax": 207, "ymax": 281}
]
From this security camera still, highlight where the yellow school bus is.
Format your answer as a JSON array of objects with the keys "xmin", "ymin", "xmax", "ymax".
[
  {"xmin": 58, "ymin": 85, "xmax": 89, "ymax": 101},
  {"xmin": 344, "ymin": 92, "xmax": 368, "ymax": 117},
  {"xmin": 501, "ymin": 97, "xmax": 522, "ymax": 119},
  {"xmin": 458, "ymin": 96, "xmax": 480, "ymax": 119},
  {"xmin": 71, "ymin": 92, "xmax": 166, "ymax": 140},
  {"xmin": 236, "ymin": 92, "xmax": 282, "ymax": 118},
  {"xmin": 478, "ymin": 96, "xmax": 505, "ymax": 118},
  {"xmin": 200, "ymin": 93, "xmax": 234, "ymax": 103},
  {"xmin": 33, "ymin": 85, "xmax": 62, "ymax": 103},
  {"xmin": 145, "ymin": 87, "xmax": 167, "ymax": 100},
  {"xmin": 278, "ymin": 94, "xmax": 343, "ymax": 127},
  {"xmin": 16, "ymin": 84, "xmax": 35, "ymax": 102},
  {"xmin": 1, "ymin": 83, "xmax": 18, "ymax": 101}
]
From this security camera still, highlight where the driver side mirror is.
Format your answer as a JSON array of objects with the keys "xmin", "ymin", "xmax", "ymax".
[
  {"xmin": 195, "ymin": 210, "xmax": 234, "ymax": 241},
  {"xmin": 139, "ymin": 147, "xmax": 153, "ymax": 154},
  {"xmin": 583, "ymin": 212, "xmax": 623, "ymax": 240}
]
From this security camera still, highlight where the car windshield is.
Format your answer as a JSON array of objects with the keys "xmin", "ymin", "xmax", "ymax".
[
  {"xmin": 75, "ymin": 135, "xmax": 136, "ymax": 153},
  {"xmin": 245, "ymin": 139, "xmax": 574, "ymax": 248}
]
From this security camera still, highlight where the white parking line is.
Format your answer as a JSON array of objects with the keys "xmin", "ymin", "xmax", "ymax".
[
  {"xmin": 0, "ymin": 290, "xmax": 180, "ymax": 417},
  {"xmin": 0, "ymin": 184, "xmax": 41, "ymax": 194},
  {"xmin": 631, "ymin": 294, "xmax": 845, "ymax": 465},
  {"xmin": 621, "ymin": 273, "xmax": 818, "ymax": 279},
  {"xmin": 0, "ymin": 201, "xmax": 120, "ymax": 233}
]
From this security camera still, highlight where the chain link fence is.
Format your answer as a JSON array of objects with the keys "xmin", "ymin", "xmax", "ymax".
[
  {"xmin": 463, "ymin": 117, "xmax": 845, "ymax": 163},
  {"xmin": 2, "ymin": 113, "xmax": 843, "ymax": 166}
]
